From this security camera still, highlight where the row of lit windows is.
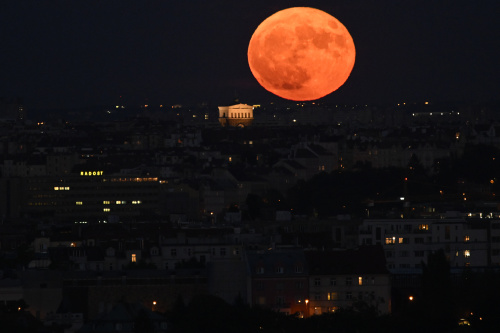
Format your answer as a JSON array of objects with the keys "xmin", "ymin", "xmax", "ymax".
[
  {"xmin": 314, "ymin": 276, "xmax": 375, "ymax": 286},
  {"xmin": 109, "ymin": 177, "xmax": 158, "ymax": 182},
  {"xmin": 386, "ymin": 235, "xmax": 471, "ymax": 245},
  {"xmin": 385, "ymin": 237, "xmax": 408, "ymax": 245},
  {"xmin": 75, "ymin": 200, "xmax": 143, "ymax": 206},
  {"xmin": 54, "ymin": 186, "xmax": 70, "ymax": 190}
]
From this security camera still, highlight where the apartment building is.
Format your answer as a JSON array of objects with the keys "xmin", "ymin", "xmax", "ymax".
[{"xmin": 358, "ymin": 217, "xmax": 493, "ymax": 274}]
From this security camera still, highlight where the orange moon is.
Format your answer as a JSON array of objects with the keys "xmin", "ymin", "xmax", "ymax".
[{"xmin": 248, "ymin": 7, "xmax": 355, "ymax": 101}]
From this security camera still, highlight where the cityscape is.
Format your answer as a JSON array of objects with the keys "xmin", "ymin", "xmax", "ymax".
[
  {"xmin": 1, "ymin": 1, "xmax": 500, "ymax": 333},
  {"xmin": 2, "ymin": 97, "xmax": 500, "ymax": 332}
]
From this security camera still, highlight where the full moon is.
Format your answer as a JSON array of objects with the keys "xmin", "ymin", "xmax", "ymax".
[{"xmin": 248, "ymin": 7, "xmax": 355, "ymax": 101}]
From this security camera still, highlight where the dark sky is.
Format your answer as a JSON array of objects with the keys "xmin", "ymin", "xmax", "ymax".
[{"xmin": 1, "ymin": 0, "xmax": 499, "ymax": 110}]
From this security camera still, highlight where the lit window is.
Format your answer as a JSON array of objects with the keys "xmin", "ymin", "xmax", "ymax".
[
  {"xmin": 464, "ymin": 250, "xmax": 471, "ymax": 257},
  {"xmin": 418, "ymin": 224, "xmax": 429, "ymax": 230},
  {"xmin": 464, "ymin": 235, "xmax": 470, "ymax": 242},
  {"xmin": 132, "ymin": 200, "xmax": 142, "ymax": 204},
  {"xmin": 385, "ymin": 237, "xmax": 395, "ymax": 245},
  {"xmin": 328, "ymin": 292, "xmax": 338, "ymax": 300},
  {"xmin": 103, "ymin": 208, "xmax": 110, "ymax": 212},
  {"xmin": 76, "ymin": 201, "xmax": 83, "ymax": 205},
  {"xmin": 228, "ymin": 156, "xmax": 232, "ymax": 162},
  {"xmin": 103, "ymin": 201, "xmax": 110, "ymax": 205},
  {"xmin": 131, "ymin": 254, "xmax": 136, "ymax": 262},
  {"xmin": 358, "ymin": 277, "xmax": 363, "ymax": 286}
]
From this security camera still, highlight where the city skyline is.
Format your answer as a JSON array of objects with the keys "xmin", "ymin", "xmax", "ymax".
[{"xmin": 1, "ymin": 0, "xmax": 499, "ymax": 110}]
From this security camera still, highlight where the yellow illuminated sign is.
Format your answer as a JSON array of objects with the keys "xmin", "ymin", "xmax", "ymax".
[{"xmin": 80, "ymin": 171, "xmax": 104, "ymax": 176}]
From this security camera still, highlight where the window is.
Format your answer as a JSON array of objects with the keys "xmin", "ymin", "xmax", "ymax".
[
  {"xmin": 464, "ymin": 235, "xmax": 470, "ymax": 242},
  {"xmin": 131, "ymin": 254, "xmax": 136, "ymax": 263},
  {"xmin": 415, "ymin": 237, "xmax": 424, "ymax": 244},
  {"xmin": 464, "ymin": 250, "xmax": 471, "ymax": 258},
  {"xmin": 275, "ymin": 266, "xmax": 284, "ymax": 274},
  {"xmin": 314, "ymin": 278, "xmax": 321, "ymax": 286},
  {"xmin": 400, "ymin": 251, "xmax": 409, "ymax": 257},
  {"xmin": 296, "ymin": 281, "xmax": 303, "ymax": 289},
  {"xmin": 220, "ymin": 248, "xmax": 226, "ymax": 256},
  {"xmin": 418, "ymin": 224, "xmax": 429, "ymax": 230},
  {"xmin": 103, "ymin": 208, "xmax": 110, "ymax": 212},
  {"xmin": 414, "ymin": 250, "xmax": 425, "ymax": 257},
  {"xmin": 385, "ymin": 237, "xmax": 395, "ymax": 245},
  {"xmin": 314, "ymin": 293, "xmax": 321, "ymax": 300},
  {"xmin": 399, "ymin": 237, "xmax": 409, "ymax": 244},
  {"xmin": 327, "ymin": 292, "xmax": 337, "ymax": 300},
  {"xmin": 346, "ymin": 292, "xmax": 352, "ymax": 300},
  {"xmin": 257, "ymin": 266, "xmax": 264, "ymax": 274},
  {"xmin": 295, "ymin": 265, "xmax": 303, "ymax": 273},
  {"xmin": 358, "ymin": 277, "xmax": 363, "ymax": 286},
  {"xmin": 346, "ymin": 277, "xmax": 352, "ymax": 286},
  {"xmin": 330, "ymin": 277, "xmax": 336, "ymax": 286},
  {"xmin": 171, "ymin": 249, "xmax": 177, "ymax": 257},
  {"xmin": 103, "ymin": 201, "xmax": 110, "ymax": 205},
  {"xmin": 76, "ymin": 201, "xmax": 83, "ymax": 205}
]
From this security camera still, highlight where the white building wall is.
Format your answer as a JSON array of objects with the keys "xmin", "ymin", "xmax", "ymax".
[{"xmin": 359, "ymin": 218, "xmax": 491, "ymax": 274}]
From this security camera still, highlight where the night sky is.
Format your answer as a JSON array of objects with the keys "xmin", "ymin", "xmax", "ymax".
[{"xmin": 1, "ymin": 0, "xmax": 499, "ymax": 110}]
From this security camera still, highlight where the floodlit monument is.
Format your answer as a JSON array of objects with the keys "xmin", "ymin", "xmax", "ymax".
[{"xmin": 218, "ymin": 103, "xmax": 254, "ymax": 127}]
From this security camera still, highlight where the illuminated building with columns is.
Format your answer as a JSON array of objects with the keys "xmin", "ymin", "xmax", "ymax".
[{"xmin": 218, "ymin": 103, "xmax": 254, "ymax": 127}]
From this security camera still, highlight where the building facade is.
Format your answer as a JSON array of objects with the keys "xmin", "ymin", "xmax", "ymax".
[
  {"xmin": 218, "ymin": 104, "xmax": 254, "ymax": 128},
  {"xmin": 306, "ymin": 247, "xmax": 391, "ymax": 315}
]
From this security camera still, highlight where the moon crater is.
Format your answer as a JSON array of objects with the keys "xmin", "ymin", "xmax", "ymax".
[{"xmin": 248, "ymin": 7, "xmax": 355, "ymax": 101}]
